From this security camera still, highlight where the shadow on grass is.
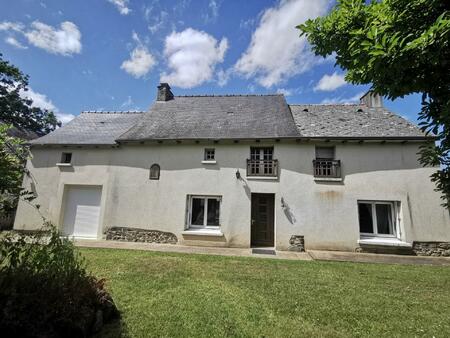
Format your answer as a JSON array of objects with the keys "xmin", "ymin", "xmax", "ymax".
[{"xmin": 94, "ymin": 316, "xmax": 129, "ymax": 338}]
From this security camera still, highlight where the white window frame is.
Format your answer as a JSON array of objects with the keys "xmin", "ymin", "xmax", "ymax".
[
  {"xmin": 358, "ymin": 200, "xmax": 399, "ymax": 238},
  {"xmin": 187, "ymin": 195, "xmax": 221, "ymax": 229}
]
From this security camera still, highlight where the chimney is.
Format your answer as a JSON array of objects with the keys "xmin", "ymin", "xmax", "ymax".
[
  {"xmin": 360, "ymin": 90, "xmax": 383, "ymax": 108},
  {"xmin": 157, "ymin": 83, "xmax": 174, "ymax": 101}
]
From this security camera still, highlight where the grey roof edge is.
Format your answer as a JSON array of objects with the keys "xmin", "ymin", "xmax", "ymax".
[
  {"xmin": 116, "ymin": 135, "xmax": 435, "ymax": 142},
  {"xmin": 173, "ymin": 94, "xmax": 284, "ymax": 98},
  {"xmin": 80, "ymin": 111, "xmax": 146, "ymax": 114}
]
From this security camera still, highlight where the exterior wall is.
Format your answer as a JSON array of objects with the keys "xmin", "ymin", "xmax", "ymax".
[{"xmin": 14, "ymin": 141, "xmax": 450, "ymax": 251}]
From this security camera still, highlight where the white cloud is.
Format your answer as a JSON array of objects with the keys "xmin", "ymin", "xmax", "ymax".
[
  {"xmin": 234, "ymin": 0, "xmax": 328, "ymax": 88},
  {"xmin": 121, "ymin": 46, "xmax": 156, "ymax": 78},
  {"xmin": 5, "ymin": 36, "xmax": 27, "ymax": 49},
  {"xmin": 108, "ymin": 0, "xmax": 131, "ymax": 15},
  {"xmin": 19, "ymin": 87, "xmax": 75, "ymax": 124},
  {"xmin": 121, "ymin": 96, "xmax": 133, "ymax": 107},
  {"xmin": 55, "ymin": 112, "xmax": 76, "ymax": 124},
  {"xmin": 216, "ymin": 68, "xmax": 232, "ymax": 87},
  {"xmin": 203, "ymin": 0, "xmax": 221, "ymax": 23},
  {"xmin": 321, "ymin": 91, "xmax": 365, "ymax": 105},
  {"xmin": 276, "ymin": 88, "xmax": 293, "ymax": 96},
  {"xmin": 148, "ymin": 10, "xmax": 168, "ymax": 34},
  {"xmin": 0, "ymin": 21, "xmax": 82, "ymax": 56},
  {"xmin": 24, "ymin": 21, "xmax": 82, "ymax": 56},
  {"xmin": 314, "ymin": 72, "xmax": 347, "ymax": 92},
  {"xmin": 160, "ymin": 28, "xmax": 228, "ymax": 88},
  {"xmin": 0, "ymin": 21, "xmax": 24, "ymax": 32}
]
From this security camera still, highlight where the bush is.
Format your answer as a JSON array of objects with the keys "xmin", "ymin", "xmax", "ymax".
[{"xmin": 0, "ymin": 223, "xmax": 118, "ymax": 337}]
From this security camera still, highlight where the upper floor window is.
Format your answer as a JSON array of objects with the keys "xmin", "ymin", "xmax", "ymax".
[
  {"xmin": 313, "ymin": 146, "xmax": 341, "ymax": 178},
  {"xmin": 61, "ymin": 152, "xmax": 72, "ymax": 164},
  {"xmin": 247, "ymin": 147, "xmax": 278, "ymax": 177},
  {"xmin": 358, "ymin": 201, "xmax": 397, "ymax": 237},
  {"xmin": 149, "ymin": 164, "xmax": 160, "ymax": 180},
  {"xmin": 204, "ymin": 148, "xmax": 215, "ymax": 161},
  {"xmin": 315, "ymin": 146, "xmax": 334, "ymax": 160}
]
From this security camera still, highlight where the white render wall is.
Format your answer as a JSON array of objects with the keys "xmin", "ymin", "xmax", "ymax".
[{"xmin": 14, "ymin": 141, "xmax": 450, "ymax": 251}]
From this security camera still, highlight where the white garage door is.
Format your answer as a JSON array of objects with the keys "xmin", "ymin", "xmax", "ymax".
[{"xmin": 62, "ymin": 186, "xmax": 102, "ymax": 238}]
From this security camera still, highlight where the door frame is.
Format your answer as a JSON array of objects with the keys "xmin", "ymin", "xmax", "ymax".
[{"xmin": 250, "ymin": 193, "xmax": 275, "ymax": 247}]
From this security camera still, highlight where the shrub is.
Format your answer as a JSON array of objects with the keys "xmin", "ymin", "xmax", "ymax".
[{"xmin": 0, "ymin": 223, "xmax": 118, "ymax": 337}]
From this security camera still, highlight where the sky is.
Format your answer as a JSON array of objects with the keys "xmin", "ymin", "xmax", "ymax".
[{"xmin": 0, "ymin": 0, "xmax": 422, "ymax": 124}]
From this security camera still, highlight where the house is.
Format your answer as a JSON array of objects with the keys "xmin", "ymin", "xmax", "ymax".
[{"xmin": 14, "ymin": 83, "xmax": 450, "ymax": 255}]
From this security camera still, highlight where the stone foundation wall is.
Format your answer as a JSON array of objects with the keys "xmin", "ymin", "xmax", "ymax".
[
  {"xmin": 413, "ymin": 242, "xmax": 450, "ymax": 257},
  {"xmin": 288, "ymin": 235, "xmax": 305, "ymax": 252},
  {"xmin": 105, "ymin": 227, "xmax": 177, "ymax": 244}
]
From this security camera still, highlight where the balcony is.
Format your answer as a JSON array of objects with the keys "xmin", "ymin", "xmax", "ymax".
[
  {"xmin": 247, "ymin": 159, "xmax": 279, "ymax": 177},
  {"xmin": 313, "ymin": 159, "xmax": 341, "ymax": 178}
]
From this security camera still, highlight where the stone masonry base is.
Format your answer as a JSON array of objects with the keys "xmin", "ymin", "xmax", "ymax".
[
  {"xmin": 412, "ymin": 242, "xmax": 450, "ymax": 257},
  {"xmin": 105, "ymin": 227, "xmax": 177, "ymax": 244}
]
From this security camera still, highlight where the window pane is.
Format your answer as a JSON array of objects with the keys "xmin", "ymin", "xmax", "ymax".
[
  {"xmin": 263, "ymin": 148, "xmax": 273, "ymax": 160},
  {"xmin": 207, "ymin": 199, "xmax": 220, "ymax": 226},
  {"xmin": 315, "ymin": 147, "xmax": 334, "ymax": 159},
  {"xmin": 205, "ymin": 149, "xmax": 215, "ymax": 160},
  {"xmin": 250, "ymin": 148, "xmax": 260, "ymax": 160},
  {"xmin": 358, "ymin": 203, "xmax": 373, "ymax": 233},
  {"xmin": 191, "ymin": 198, "xmax": 205, "ymax": 226},
  {"xmin": 376, "ymin": 204, "xmax": 393, "ymax": 235}
]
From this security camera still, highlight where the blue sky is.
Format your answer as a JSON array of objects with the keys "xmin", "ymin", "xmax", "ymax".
[{"xmin": 0, "ymin": 0, "xmax": 422, "ymax": 124}]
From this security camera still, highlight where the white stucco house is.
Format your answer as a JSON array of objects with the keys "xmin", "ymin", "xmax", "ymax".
[{"xmin": 14, "ymin": 83, "xmax": 450, "ymax": 255}]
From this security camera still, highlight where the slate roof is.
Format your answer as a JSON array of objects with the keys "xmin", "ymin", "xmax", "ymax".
[
  {"xmin": 30, "ymin": 111, "xmax": 144, "ymax": 145},
  {"xmin": 290, "ymin": 104, "xmax": 427, "ymax": 139},
  {"xmin": 30, "ymin": 94, "xmax": 430, "ymax": 146},
  {"xmin": 118, "ymin": 95, "xmax": 299, "ymax": 141}
]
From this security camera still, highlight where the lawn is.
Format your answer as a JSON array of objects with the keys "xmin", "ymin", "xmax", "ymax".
[{"xmin": 81, "ymin": 248, "xmax": 450, "ymax": 338}]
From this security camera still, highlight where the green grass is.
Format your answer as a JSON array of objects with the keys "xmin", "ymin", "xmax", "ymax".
[{"xmin": 81, "ymin": 248, "xmax": 450, "ymax": 338}]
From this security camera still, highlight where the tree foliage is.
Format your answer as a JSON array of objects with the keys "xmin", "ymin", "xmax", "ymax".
[
  {"xmin": 0, "ymin": 125, "xmax": 32, "ymax": 213},
  {"xmin": 299, "ymin": 0, "xmax": 450, "ymax": 208},
  {"xmin": 0, "ymin": 53, "xmax": 60, "ymax": 136}
]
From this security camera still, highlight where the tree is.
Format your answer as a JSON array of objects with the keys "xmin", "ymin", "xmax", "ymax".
[
  {"xmin": 298, "ymin": 0, "xmax": 450, "ymax": 208},
  {"xmin": 0, "ymin": 54, "xmax": 61, "ymax": 215},
  {"xmin": 0, "ymin": 53, "xmax": 61, "ymax": 136},
  {"xmin": 0, "ymin": 124, "xmax": 32, "ymax": 213}
]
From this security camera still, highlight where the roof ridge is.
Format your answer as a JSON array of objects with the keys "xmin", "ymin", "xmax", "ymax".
[
  {"xmin": 81, "ymin": 110, "xmax": 146, "ymax": 114},
  {"xmin": 289, "ymin": 103, "xmax": 363, "ymax": 107},
  {"xmin": 174, "ymin": 94, "xmax": 283, "ymax": 98}
]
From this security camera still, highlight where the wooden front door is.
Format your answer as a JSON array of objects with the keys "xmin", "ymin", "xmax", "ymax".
[{"xmin": 251, "ymin": 193, "xmax": 275, "ymax": 247}]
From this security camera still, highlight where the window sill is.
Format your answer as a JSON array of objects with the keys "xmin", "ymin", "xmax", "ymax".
[
  {"xmin": 201, "ymin": 160, "xmax": 217, "ymax": 164},
  {"xmin": 56, "ymin": 163, "xmax": 72, "ymax": 167},
  {"xmin": 246, "ymin": 176, "xmax": 278, "ymax": 181},
  {"xmin": 358, "ymin": 237, "xmax": 412, "ymax": 248},
  {"xmin": 182, "ymin": 229, "xmax": 224, "ymax": 237},
  {"xmin": 314, "ymin": 177, "xmax": 343, "ymax": 182}
]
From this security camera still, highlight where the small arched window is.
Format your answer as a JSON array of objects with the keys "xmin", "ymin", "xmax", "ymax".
[{"xmin": 150, "ymin": 164, "xmax": 160, "ymax": 180}]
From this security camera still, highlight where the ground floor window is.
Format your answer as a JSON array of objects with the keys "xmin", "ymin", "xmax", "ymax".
[
  {"xmin": 187, "ymin": 195, "xmax": 221, "ymax": 228},
  {"xmin": 358, "ymin": 201, "xmax": 398, "ymax": 237}
]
